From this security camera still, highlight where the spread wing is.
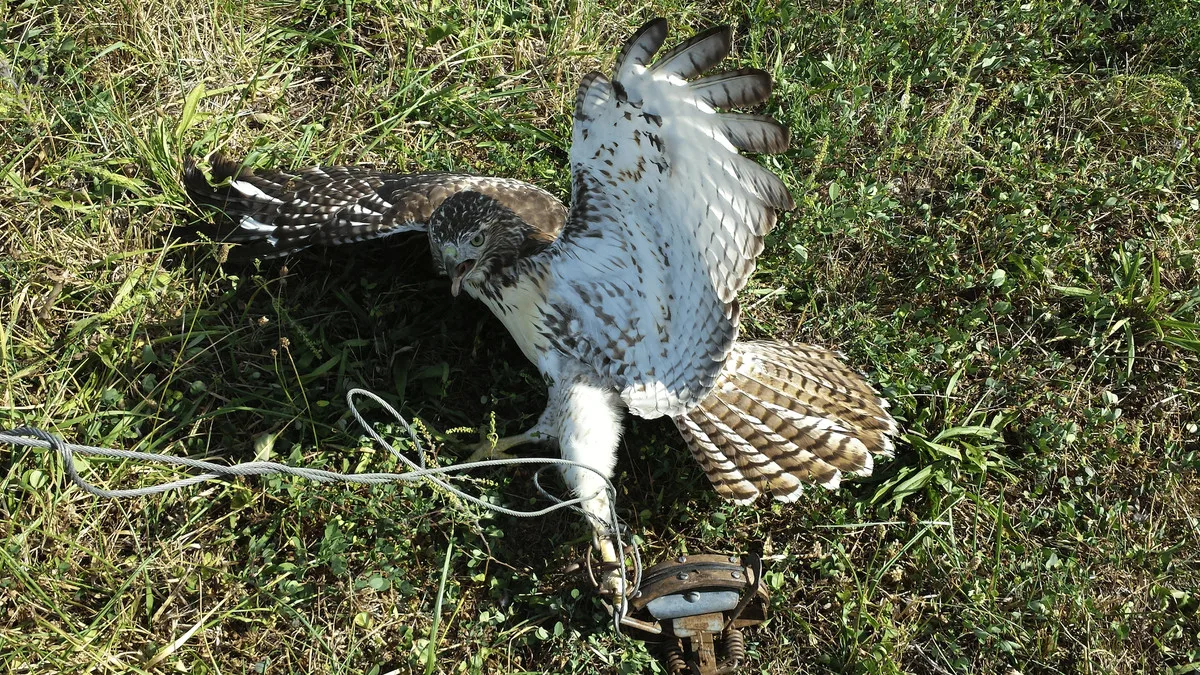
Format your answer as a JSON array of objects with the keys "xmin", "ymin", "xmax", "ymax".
[
  {"xmin": 184, "ymin": 155, "xmax": 567, "ymax": 259},
  {"xmin": 542, "ymin": 19, "xmax": 795, "ymax": 419}
]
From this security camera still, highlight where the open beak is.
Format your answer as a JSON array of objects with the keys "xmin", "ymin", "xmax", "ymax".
[{"xmin": 449, "ymin": 259, "xmax": 476, "ymax": 297}]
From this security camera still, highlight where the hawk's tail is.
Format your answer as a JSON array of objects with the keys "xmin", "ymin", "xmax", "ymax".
[{"xmin": 674, "ymin": 341, "xmax": 897, "ymax": 504}]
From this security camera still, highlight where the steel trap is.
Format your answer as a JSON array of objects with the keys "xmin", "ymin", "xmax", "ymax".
[{"xmin": 592, "ymin": 552, "xmax": 769, "ymax": 675}]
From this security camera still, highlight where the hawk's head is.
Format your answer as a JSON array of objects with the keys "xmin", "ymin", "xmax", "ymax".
[{"xmin": 428, "ymin": 191, "xmax": 554, "ymax": 297}]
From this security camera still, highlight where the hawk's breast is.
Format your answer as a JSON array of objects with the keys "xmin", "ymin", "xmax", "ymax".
[{"xmin": 470, "ymin": 265, "xmax": 558, "ymax": 374}]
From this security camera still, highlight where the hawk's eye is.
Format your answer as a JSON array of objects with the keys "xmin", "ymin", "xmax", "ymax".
[{"xmin": 470, "ymin": 233, "xmax": 485, "ymax": 247}]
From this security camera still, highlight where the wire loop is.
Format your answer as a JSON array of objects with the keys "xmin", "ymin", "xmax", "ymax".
[{"xmin": 1, "ymin": 387, "xmax": 637, "ymax": 630}]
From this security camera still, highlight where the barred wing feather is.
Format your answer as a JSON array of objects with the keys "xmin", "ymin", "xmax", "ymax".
[{"xmin": 184, "ymin": 155, "xmax": 567, "ymax": 258}]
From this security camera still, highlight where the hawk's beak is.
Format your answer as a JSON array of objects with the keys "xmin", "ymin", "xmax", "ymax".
[{"xmin": 450, "ymin": 259, "xmax": 476, "ymax": 297}]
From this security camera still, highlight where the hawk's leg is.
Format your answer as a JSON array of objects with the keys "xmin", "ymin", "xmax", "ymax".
[{"xmin": 551, "ymin": 376, "xmax": 627, "ymax": 599}]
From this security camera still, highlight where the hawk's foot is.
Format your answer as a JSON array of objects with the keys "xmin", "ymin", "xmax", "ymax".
[
  {"xmin": 589, "ymin": 532, "xmax": 636, "ymax": 609},
  {"xmin": 463, "ymin": 428, "xmax": 549, "ymax": 463}
]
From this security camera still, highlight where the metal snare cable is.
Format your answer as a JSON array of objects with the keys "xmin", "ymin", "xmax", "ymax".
[{"xmin": 0, "ymin": 387, "xmax": 640, "ymax": 631}]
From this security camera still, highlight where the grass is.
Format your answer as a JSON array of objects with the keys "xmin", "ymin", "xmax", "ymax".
[{"xmin": 2, "ymin": 0, "xmax": 1199, "ymax": 672}]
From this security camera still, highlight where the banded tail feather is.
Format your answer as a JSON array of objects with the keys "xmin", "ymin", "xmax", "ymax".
[
  {"xmin": 675, "ymin": 340, "xmax": 897, "ymax": 504},
  {"xmin": 183, "ymin": 154, "xmax": 567, "ymax": 258}
]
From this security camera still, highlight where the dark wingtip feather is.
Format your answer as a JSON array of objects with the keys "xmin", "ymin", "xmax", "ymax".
[
  {"xmin": 719, "ymin": 114, "xmax": 791, "ymax": 155},
  {"xmin": 182, "ymin": 155, "xmax": 224, "ymax": 207},
  {"xmin": 613, "ymin": 18, "xmax": 669, "ymax": 81},
  {"xmin": 690, "ymin": 69, "xmax": 773, "ymax": 109},
  {"xmin": 574, "ymin": 71, "xmax": 611, "ymax": 122},
  {"xmin": 182, "ymin": 153, "xmax": 250, "ymax": 200},
  {"xmin": 649, "ymin": 25, "xmax": 732, "ymax": 79},
  {"xmin": 208, "ymin": 152, "xmax": 250, "ymax": 182},
  {"xmin": 182, "ymin": 156, "xmax": 206, "ymax": 192}
]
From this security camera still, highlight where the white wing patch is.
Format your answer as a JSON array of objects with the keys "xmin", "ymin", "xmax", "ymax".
[
  {"xmin": 230, "ymin": 179, "xmax": 286, "ymax": 205},
  {"xmin": 543, "ymin": 20, "xmax": 794, "ymax": 420}
]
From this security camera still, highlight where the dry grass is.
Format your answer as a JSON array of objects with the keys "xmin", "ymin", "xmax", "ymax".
[{"xmin": 2, "ymin": 0, "xmax": 1199, "ymax": 673}]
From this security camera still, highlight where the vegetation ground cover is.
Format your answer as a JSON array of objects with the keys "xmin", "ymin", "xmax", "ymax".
[{"xmin": 2, "ymin": 0, "xmax": 1198, "ymax": 672}]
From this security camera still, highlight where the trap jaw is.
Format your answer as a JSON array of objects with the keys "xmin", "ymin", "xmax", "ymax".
[{"xmin": 595, "ymin": 553, "xmax": 769, "ymax": 675}]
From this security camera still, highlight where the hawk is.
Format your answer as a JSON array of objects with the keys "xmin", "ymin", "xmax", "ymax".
[{"xmin": 186, "ymin": 19, "xmax": 898, "ymax": 588}]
